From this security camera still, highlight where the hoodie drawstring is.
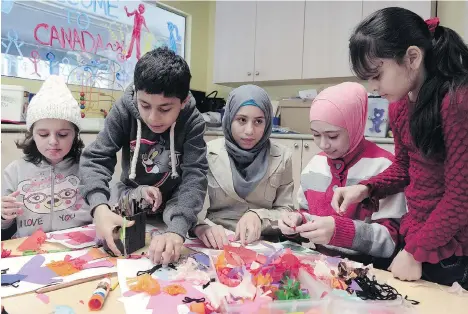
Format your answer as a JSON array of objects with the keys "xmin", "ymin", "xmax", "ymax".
[
  {"xmin": 129, "ymin": 119, "xmax": 142, "ymax": 180},
  {"xmin": 129, "ymin": 119, "xmax": 179, "ymax": 180},
  {"xmin": 169, "ymin": 122, "xmax": 179, "ymax": 179}
]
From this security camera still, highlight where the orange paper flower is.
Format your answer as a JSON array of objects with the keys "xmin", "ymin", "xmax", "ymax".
[
  {"xmin": 46, "ymin": 260, "xmax": 80, "ymax": 276},
  {"xmin": 163, "ymin": 284, "xmax": 187, "ymax": 296},
  {"xmin": 127, "ymin": 274, "xmax": 161, "ymax": 295},
  {"xmin": 254, "ymin": 273, "xmax": 272, "ymax": 286}
]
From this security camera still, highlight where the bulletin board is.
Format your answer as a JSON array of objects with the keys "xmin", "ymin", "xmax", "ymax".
[{"xmin": 1, "ymin": 0, "xmax": 187, "ymax": 93}]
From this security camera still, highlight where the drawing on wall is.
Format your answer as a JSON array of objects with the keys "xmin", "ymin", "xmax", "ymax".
[
  {"xmin": 124, "ymin": 4, "xmax": 149, "ymax": 60},
  {"xmin": 0, "ymin": 0, "xmax": 186, "ymax": 93}
]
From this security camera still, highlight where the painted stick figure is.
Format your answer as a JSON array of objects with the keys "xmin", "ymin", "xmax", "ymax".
[
  {"xmin": 45, "ymin": 52, "xmax": 59, "ymax": 75},
  {"xmin": 124, "ymin": 4, "xmax": 149, "ymax": 60},
  {"xmin": 29, "ymin": 50, "xmax": 41, "ymax": 77},
  {"xmin": 167, "ymin": 22, "xmax": 181, "ymax": 54},
  {"xmin": 1, "ymin": 29, "xmax": 24, "ymax": 57}
]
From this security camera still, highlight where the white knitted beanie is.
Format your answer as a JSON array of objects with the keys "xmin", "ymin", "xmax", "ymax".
[{"xmin": 26, "ymin": 75, "xmax": 82, "ymax": 131}]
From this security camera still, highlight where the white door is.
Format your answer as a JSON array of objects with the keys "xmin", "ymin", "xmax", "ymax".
[
  {"xmin": 254, "ymin": 1, "xmax": 305, "ymax": 81},
  {"xmin": 362, "ymin": 1, "xmax": 433, "ymax": 20},
  {"xmin": 302, "ymin": 1, "xmax": 363, "ymax": 79},
  {"xmin": 213, "ymin": 1, "xmax": 256, "ymax": 84}
]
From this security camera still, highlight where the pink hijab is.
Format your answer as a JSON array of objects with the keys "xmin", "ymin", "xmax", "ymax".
[{"xmin": 309, "ymin": 82, "xmax": 368, "ymax": 157}]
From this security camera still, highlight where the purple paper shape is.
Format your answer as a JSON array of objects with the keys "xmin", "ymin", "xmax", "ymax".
[
  {"xmin": 227, "ymin": 266, "xmax": 242, "ymax": 278},
  {"xmin": 325, "ymin": 256, "xmax": 342, "ymax": 266},
  {"xmin": 264, "ymin": 248, "xmax": 284, "ymax": 267},
  {"xmin": 191, "ymin": 253, "xmax": 210, "ymax": 268},
  {"xmin": 17, "ymin": 255, "xmax": 63, "ymax": 285},
  {"xmin": 349, "ymin": 280, "xmax": 363, "ymax": 292},
  {"xmin": 261, "ymin": 241, "xmax": 277, "ymax": 251},
  {"xmin": 1, "ymin": 273, "xmax": 27, "ymax": 285}
]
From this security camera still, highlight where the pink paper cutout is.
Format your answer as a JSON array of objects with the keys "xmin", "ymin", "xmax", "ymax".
[
  {"xmin": 18, "ymin": 229, "xmax": 46, "ymax": 251},
  {"xmin": 227, "ymin": 234, "xmax": 236, "ymax": 242},
  {"xmin": 224, "ymin": 245, "xmax": 261, "ymax": 265},
  {"xmin": 36, "ymin": 293, "xmax": 50, "ymax": 304},
  {"xmin": 81, "ymin": 260, "xmax": 115, "ymax": 269},
  {"xmin": 49, "ymin": 229, "xmax": 96, "ymax": 246}
]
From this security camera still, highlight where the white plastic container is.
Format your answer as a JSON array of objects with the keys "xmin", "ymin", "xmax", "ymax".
[
  {"xmin": 329, "ymin": 297, "xmax": 417, "ymax": 314},
  {"xmin": 1, "ymin": 85, "xmax": 29, "ymax": 122}
]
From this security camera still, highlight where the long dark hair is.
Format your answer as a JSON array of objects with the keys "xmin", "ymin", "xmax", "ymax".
[
  {"xmin": 349, "ymin": 7, "xmax": 468, "ymax": 159},
  {"xmin": 16, "ymin": 123, "xmax": 84, "ymax": 165}
]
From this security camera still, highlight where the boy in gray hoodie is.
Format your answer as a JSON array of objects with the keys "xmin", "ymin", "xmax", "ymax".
[{"xmin": 79, "ymin": 47, "xmax": 208, "ymax": 264}]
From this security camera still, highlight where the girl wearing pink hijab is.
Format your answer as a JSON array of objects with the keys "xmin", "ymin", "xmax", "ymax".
[{"xmin": 279, "ymin": 82, "xmax": 407, "ymax": 264}]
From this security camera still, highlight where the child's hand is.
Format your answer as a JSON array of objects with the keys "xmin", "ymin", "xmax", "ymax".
[
  {"xmin": 278, "ymin": 212, "xmax": 303, "ymax": 235},
  {"xmin": 331, "ymin": 185, "xmax": 369, "ymax": 215},
  {"xmin": 235, "ymin": 211, "xmax": 262, "ymax": 245},
  {"xmin": 149, "ymin": 232, "xmax": 184, "ymax": 265},
  {"xmin": 388, "ymin": 249, "xmax": 422, "ymax": 281},
  {"xmin": 94, "ymin": 204, "xmax": 135, "ymax": 256},
  {"xmin": 295, "ymin": 216, "xmax": 335, "ymax": 245},
  {"xmin": 194, "ymin": 224, "xmax": 229, "ymax": 249},
  {"xmin": 1, "ymin": 191, "xmax": 23, "ymax": 220},
  {"xmin": 141, "ymin": 186, "xmax": 162, "ymax": 212}
]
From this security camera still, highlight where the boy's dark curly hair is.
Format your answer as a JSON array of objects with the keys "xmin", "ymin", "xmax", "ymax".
[{"xmin": 134, "ymin": 47, "xmax": 191, "ymax": 102}]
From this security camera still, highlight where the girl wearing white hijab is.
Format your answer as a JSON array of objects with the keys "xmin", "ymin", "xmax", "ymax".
[{"xmin": 192, "ymin": 85, "xmax": 294, "ymax": 248}]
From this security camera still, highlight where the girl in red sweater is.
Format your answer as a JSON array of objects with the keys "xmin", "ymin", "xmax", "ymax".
[{"xmin": 333, "ymin": 7, "xmax": 468, "ymax": 288}]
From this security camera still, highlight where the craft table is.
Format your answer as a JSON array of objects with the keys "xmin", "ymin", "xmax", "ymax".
[{"xmin": 2, "ymin": 236, "xmax": 468, "ymax": 314}]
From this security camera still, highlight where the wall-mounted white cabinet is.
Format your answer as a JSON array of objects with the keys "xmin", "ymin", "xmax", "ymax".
[
  {"xmin": 213, "ymin": 1, "xmax": 434, "ymax": 84},
  {"xmin": 213, "ymin": 2, "xmax": 256, "ymax": 83},
  {"xmin": 253, "ymin": 1, "xmax": 305, "ymax": 81},
  {"xmin": 213, "ymin": 1, "xmax": 305, "ymax": 84},
  {"xmin": 302, "ymin": 1, "xmax": 363, "ymax": 79}
]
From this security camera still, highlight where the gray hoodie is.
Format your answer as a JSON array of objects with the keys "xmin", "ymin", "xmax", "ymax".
[
  {"xmin": 79, "ymin": 86, "xmax": 208, "ymax": 238},
  {"xmin": 2, "ymin": 158, "xmax": 92, "ymax": 238}
]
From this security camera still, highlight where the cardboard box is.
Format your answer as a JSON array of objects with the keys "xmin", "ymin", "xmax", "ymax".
[
  {"xmin": 1, "ymin": 85, "xmax": 30, "ymax": 122},
  {"xmin": 278, "ymin": 98, "xmax": 312, "ymax": 134}
]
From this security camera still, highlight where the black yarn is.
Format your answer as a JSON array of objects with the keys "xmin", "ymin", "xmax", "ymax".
[
  {"xmin": 349, "ymin": 275, "xmax": 419, "ymax": 305},
  {"xmin": 202, "ymin": 278, "xmax": 216, "ymax": 289},
  {"xmin": 136, "ymin": 263, "xmax": 176, "ymax": 276},
  {"xmin": 182, "ymin": 297, "xmax": 206, "ymax": 304}
]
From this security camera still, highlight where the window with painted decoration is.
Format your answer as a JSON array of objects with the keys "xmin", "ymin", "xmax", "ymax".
[{"xmin": 1, "ymin": 0, "xmax": 186, "ymax": 91}]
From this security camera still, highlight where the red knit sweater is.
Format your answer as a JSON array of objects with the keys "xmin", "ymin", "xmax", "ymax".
[{"xmin": 361, "ymin": 89, "xmax": 468, "ymax": 264}]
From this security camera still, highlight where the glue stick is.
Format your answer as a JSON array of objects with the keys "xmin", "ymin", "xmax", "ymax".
[{"xmin": 88, "ymin": 277, "xmax": 111, "ymax": 311}]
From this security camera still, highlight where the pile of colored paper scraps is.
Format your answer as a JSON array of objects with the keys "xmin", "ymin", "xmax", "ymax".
[{"xmin": 204, "ymin": 244, "xmax": 322, "ymax": 312}]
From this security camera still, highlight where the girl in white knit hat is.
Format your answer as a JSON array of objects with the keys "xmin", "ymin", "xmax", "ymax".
[{"xmin": 1, "ymin": 75, "xmax": 91, "ymax": 239}]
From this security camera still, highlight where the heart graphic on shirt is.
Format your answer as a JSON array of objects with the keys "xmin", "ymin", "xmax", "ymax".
[{"xmin": 335, "ymin": 163, "xmax": 342, "ymax": 170}]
